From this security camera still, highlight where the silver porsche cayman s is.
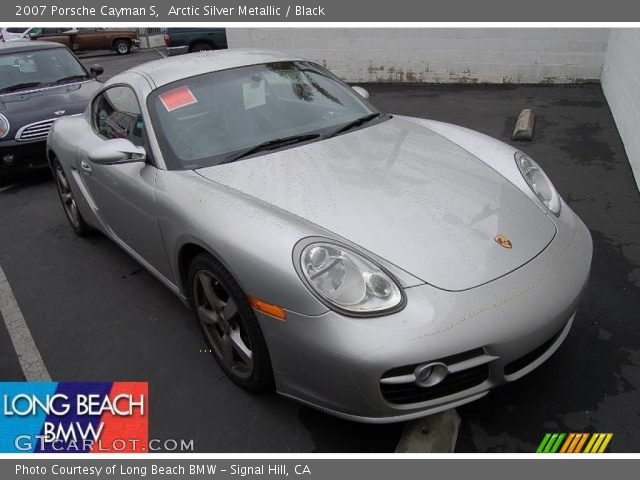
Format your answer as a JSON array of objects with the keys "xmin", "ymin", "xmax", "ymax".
[{"xmin": 47, "ymin": 49, "xmax": 593, "ymax": 423}]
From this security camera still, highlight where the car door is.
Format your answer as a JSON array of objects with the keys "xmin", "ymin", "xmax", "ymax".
[
  {"xmin": 78, "ymin": 85, "xmax": 171, "ymax": 278},
  {"xmin": 76, "ymin": 29, "xmax": 104, "ymax": 51}
]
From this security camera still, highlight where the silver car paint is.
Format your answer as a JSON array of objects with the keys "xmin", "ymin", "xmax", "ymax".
[
  {"xmin": 47, "ymin": 50, "xmax": 593, "ymax": 422},
  {"xmin": 196, "ymin": 116, "xmax": 557, "ymax": 291},
  {"xmin": 262, "ymin": 201, "xmax": 591, "ymax": 421}
]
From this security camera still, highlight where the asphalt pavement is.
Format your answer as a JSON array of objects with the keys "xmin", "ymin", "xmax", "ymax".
[{"xmin": 1, "ymin": 50, "xmax": 639, "ymax": 452}]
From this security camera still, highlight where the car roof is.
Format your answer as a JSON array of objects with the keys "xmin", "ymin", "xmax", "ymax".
[
  {"xmin": 0, "ymin": 40, "xmax": 67, "ymax": 55},
  {"xmin": 127, "ymin": 48, "xmax": 307, "ymax": 88}
]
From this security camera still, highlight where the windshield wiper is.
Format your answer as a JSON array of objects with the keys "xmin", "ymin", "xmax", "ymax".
[
  {"xmin": 223, "ymin": 133, "xmax": 321, "ymax": 164},
  {"xmin": 325, "ymin": 112, "xmax": 384, "ymax": 138},
  {"xmin": 52, "ymin": 75, "xmax": 90, "ymax": 85},
  {"xmin": 0, "ymin": 82, "xmax": 43, "ymax": 94}
]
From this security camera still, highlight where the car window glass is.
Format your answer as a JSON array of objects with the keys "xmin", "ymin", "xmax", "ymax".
[
  {"xmin": 0, "ymin": 48, "xmax": 88, "ymax": 91},
  {"xmin": 148, "ymin": 61, "xmax": 376, "ymax": 169},
  {"xmin": 93, "ymin": 86, "xmax": 145, "ymax": 147}
]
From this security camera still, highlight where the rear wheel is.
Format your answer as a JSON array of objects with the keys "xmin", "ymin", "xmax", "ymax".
[
  {"xmin": 188, "ymin": 253, "xmax": 273, "ymax": 392},
  {"xmin": 53, "ymin": 160, "xmax": 92, "ymax": 237},
  {"xmin": 114, "ymin": 39, "xmax": 131, "ymax": 55}
]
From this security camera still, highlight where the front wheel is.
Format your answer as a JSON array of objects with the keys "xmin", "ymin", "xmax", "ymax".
[
  {"xmin": 114, "ymin": 39, "xmax": 131, "ymax": 55},
  {"xmin": 53, "ymin": 160, "xmax": 92, "ymax": 237},
  {"xmin": 188, "ymin": 253, "xmax": 274, "ymax": 392}
]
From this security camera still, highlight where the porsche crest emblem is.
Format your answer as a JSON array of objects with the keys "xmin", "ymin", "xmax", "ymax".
[{"xmin": 494, "ymin": 234, "xmax": 512, "ymax": 249}]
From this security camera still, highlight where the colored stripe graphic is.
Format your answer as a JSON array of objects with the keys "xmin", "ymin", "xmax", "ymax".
[
  {"xmin": 536, "ymin": 433, "xmax": 552, "ymax": 453},
  {"xmin": 537, "ymin": 433, "xmax": 613, "ymax": 453},
  {"xmin": 559, "ymin": 433, "xmax": 575, "ymax": 453},
  {"xmin": 573, "ymin": 433, "xmax": 589, "ymax": 453},
  {"xmin": 539, "ymin": 433, "xmax": 566, "ymax": 453},
  {"xmin": 549, "ymin": 433, "xmax": 566, "ymax": 453},
  {"xmin": 597, "ymin": 434, "xmax": 614, "ymax": 453}
]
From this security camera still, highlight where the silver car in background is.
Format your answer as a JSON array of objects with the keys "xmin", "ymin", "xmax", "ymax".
[{"xmin": 47, "ymin": 49, "xmax": 592, "ymax": 423}]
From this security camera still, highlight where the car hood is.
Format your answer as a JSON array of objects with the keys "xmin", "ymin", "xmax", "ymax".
[
  {"xmin": 0, "ymin": 81, "xmax": 99, "ymax": 139},
  {"xmin": 196, "ymin": 116, "xmax": 557, "ymax": 291}
]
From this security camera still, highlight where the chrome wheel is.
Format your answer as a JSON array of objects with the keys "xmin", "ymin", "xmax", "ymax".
[
  {"xmin": 194, "ymin": 270, "xmax": 254, "ymax": 378},
  {"xmin": 55, "ymin": 163, "xmax": 80, "ymax": 229}
]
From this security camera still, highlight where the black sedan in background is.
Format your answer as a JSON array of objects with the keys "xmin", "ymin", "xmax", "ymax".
[{"xmin": 0, "ymin": 41, "xmax": 103, "ymax": 181}]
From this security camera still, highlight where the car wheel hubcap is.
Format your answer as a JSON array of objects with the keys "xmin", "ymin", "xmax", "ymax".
[
  {"xmin": 117, "ymin": 43, "xmax": 127, "ymax": 53},
  {"xmin": 55, "ymin": 165, "xmax": 80, "ymax": 228},
  {"xmin": 194, "ymin": 270, "xmax": 253, "ymax": 378}
]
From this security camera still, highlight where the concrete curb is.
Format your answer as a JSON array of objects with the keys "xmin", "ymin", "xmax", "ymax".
[{"xmin": 512, "ymin": 109, "xmax": 536, "ymax": 141}]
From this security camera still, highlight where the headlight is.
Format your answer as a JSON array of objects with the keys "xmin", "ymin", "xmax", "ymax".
[
  {"xmin": 299, "ymin": 242, "xmax": 404, "ymax": 316},
  {"xmin": 0, "ymin": 114, "xmax": 9, "ymax": 139},
  {"xmin": 515, "ymin": 151, "xmax": 561, "ymax": 216}
]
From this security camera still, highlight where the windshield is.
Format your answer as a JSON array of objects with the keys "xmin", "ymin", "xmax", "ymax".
[
  {"xmin": 148, "ymin": 61, "xmax": 378, "ymax": 170},
  {"xmin": 0, "ymin": 48, "xmax": 89, "ymax": 93}
]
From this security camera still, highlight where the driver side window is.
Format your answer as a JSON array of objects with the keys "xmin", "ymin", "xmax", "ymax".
[{"xmin": 92, "ymin": 86, "xmax": 145, "ymax": 147}]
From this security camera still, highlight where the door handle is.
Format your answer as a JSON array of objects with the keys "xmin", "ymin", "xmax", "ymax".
[{"xmin": 80, "ymin": 160, "xmax": 92, "ymax": 175}]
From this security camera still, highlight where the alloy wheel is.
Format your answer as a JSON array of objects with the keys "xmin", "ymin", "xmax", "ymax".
[
  {"xmin": 193, "ymin": 270, "xmax": 254, "ymax": 378},
  {"xmin": 55, "ymin": 164, "xmax": 81, "ymax": 229}
]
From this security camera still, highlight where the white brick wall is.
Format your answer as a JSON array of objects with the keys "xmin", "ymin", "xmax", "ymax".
[
  {"xmin": 602, "ymin": 29, "xmax": 640, "ymax": 190},
  {"xmin": 227, "ymin": 28, "xmax": 608, "ymax": 84}
]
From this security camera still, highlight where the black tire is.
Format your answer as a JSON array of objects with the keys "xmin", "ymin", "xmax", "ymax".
[
  {"xmin": 189, "ymin": 42, "xmax": 214, "ymax": 53},
  {"xmin": 188, "ymin": 252, "xmax": 274, "ymax": 392},
  {"xmin": 52, "ymin": 159, "xmax": 93, "ymax": 237},
  {"xmin": 114, "ymin": 39, "xmax": 131, "ymax": 55}
]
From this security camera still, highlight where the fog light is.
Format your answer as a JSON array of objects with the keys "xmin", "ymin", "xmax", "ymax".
[
  {"xmin": 2, "ymin": 153, "xmax": 15, "ymax": 166},
  {"xmin": 413, "ymin": 362, "xmax": 448, "ymax": 387}
]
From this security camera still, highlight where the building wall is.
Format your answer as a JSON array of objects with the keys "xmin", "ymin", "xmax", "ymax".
[
  {"xmin": 227, "ymin": 28, "xmax": 608, "ymax": 84},
  {"xmin": 137, "ymin": 28, "xmax": 166, "ymax": 48},
  {"xmin": 602, "ymin": 29, "xmax": 640, "ymax": 189}
]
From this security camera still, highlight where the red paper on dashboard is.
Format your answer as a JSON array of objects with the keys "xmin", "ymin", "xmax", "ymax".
[{"xmin": 159, "ymin": 86, "xmax": 198, "ymax": 112}]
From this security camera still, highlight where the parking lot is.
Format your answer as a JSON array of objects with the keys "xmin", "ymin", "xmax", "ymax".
[{"xmin": 1, "ymin": 49, "xmax": 639, "ymax": 452}]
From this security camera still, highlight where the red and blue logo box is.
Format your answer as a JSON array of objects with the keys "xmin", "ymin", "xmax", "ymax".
[{"xmin": 0, "ymin": 382, "xmax": 148, "ymax": 453}]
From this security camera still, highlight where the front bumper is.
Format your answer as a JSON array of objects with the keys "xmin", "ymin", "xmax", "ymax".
[
  {"xmin": 256, "ymin": 203, "xmax": 593, "ymax": 423},
  {"xmin": 0, "ymin": 139, "xmax": 48, "ymax": 177}
]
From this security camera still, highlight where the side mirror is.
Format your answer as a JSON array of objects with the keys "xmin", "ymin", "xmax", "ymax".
[
  {"xmin": 352, "ymin": 86, "xmax": 370, "ymax": 99},
  {"xmin": 88, "ymin": 138, "xmax": 146, "ymax": 165},
  {"xmin": 90, "ymin": 64, "xmax": 104, "ymax": 79}
]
